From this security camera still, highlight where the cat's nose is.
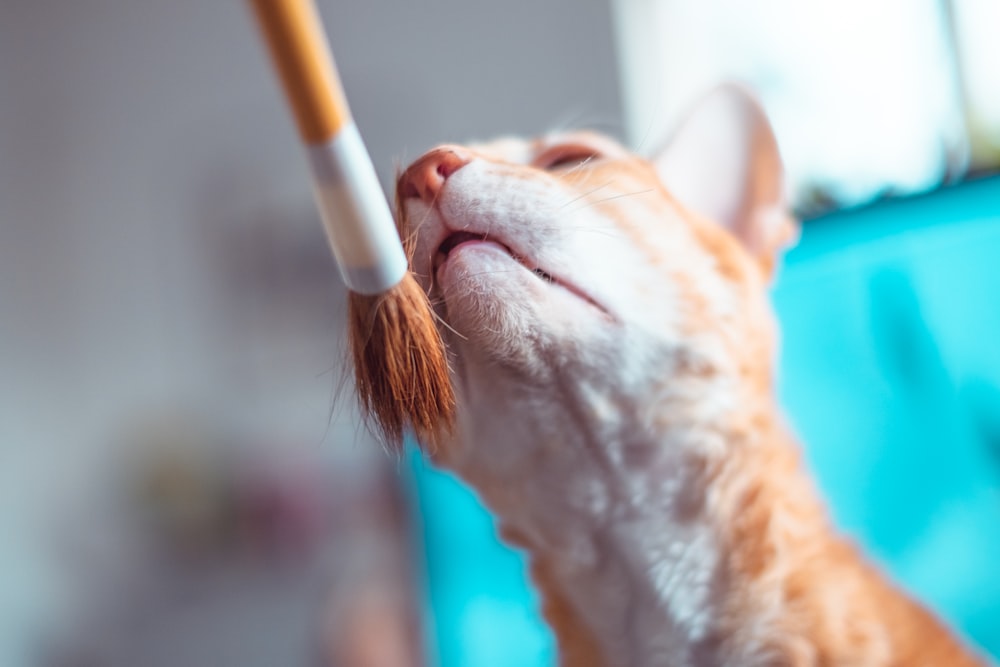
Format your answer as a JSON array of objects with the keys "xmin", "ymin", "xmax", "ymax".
[{"xmin": 397, "ymin": 146, "xmax": 471, "ymax": 204}]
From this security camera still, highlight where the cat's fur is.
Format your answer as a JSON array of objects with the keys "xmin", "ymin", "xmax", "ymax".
[{"xmin": 394, "ymin": 87, "xmax": 984, "ymax": 667}]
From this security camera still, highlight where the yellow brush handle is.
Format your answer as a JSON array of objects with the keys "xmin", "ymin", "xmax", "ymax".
[
  {"xmin": 249, "ymin": 0, "xmax": 407, "ymax": 294},
  {"xmin": 249, "ymin": 0, "xmax": 350, "ymax": 144}
]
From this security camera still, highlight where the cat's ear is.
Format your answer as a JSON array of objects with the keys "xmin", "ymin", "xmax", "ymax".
[{"xmin": 652, "ymin": 85, "xmax": 797, "ymax": 270}]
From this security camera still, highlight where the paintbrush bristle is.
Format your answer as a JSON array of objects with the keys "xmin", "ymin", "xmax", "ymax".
[{"xmin": 348, "ymin": 272, "xmax": 455, "ymax": 450}]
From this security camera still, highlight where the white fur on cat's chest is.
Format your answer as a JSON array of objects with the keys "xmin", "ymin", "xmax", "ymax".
[{"xmin": 444, "ymin": 368, "xmax": 727, "ymax": 667}]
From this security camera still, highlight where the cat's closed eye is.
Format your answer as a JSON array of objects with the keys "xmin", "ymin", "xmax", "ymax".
[{"xmin": 534, "ymin": 143, "xmax": 602, "ymax": 170}]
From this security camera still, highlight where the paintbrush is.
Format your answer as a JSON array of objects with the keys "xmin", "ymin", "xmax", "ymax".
[{"xmin": 249, "ymin": 0, "xmax": 454, "ymax": 448}]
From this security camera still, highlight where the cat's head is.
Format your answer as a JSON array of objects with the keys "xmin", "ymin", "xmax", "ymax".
[{"xmin": 395, "ymin": 86, "xmax": 796, "ymax": 474}]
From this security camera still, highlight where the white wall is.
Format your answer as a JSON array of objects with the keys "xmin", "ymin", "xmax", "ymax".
[{"xmin": 611, "ymin": 0, "xmax": 965, "ymax": 208}]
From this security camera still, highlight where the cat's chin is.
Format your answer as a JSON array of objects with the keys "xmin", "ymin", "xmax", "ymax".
[
  {"xmin": 437, "ymin": 241, "xmax": 538, "ymax": 314},
  {"xmin": 433, "ymin": 242, "xmax": 612, "ymax": 369},
  {"xmin": 438, "ymin": 240, "xmax": 610, "ymax": 319}
]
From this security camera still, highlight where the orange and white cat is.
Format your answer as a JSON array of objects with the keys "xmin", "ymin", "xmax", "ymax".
[{"xmin": 394, "ymin": 87, "xmax": 986, "ymax": 666}]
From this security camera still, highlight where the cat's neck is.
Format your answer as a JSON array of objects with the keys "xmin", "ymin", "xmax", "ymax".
[{"xmin": 459, "ymin": 383, "xmax": 982, "ymax": 667}]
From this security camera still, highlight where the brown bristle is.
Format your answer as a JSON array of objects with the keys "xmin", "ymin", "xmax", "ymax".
[{"xmin": 348, "ymin": 273, "xmax": 455, "ymax": 451}]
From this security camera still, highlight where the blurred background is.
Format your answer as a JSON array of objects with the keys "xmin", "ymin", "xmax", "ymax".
[{"xmin": 1, "ymin": 0, "xmax": 998, "ymax": 665}]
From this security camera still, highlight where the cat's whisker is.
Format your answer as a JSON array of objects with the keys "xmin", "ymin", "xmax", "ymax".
[
  {"xmin": 632, "ymin": 78, "xmax": 665, "ymax": 156},
  {"xmin": 429, "ymin": 307, "xmax": 468, "ymax": 341},
  {"xmin": 531, "ymin": 223, "xmax": 626, "ymax": 240},
  {"xmin": 564, "ymin": 228, "xmax": 626, "ymax": 240},
  {"xmin": 545, "ymin": 107, "xmax": 624, "ymax": 137},
  {"xmin": 565, "ymin": 187, "xmax": 656, "ymax": 216},
  {"xmin": 557, "ymin": 180, "xmax": 614, "ymax": 210},
  {"xmin": 562, "ymin": 156, "xmax": 595, "ymax": 178},
  {"xmin": 457, "ymin": 269, "xmax": 526, "ymax": 280},
  {"xmin": 566, "ymin": 165, "xmax": 606, "ymax": 188},
  {"xmin": 545, "ymin": 107, "xmax": 598, "ymax": 136}
]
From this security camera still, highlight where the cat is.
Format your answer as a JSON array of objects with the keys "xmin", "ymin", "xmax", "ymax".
[{"xmin": 391, "ymin": 86, "xmax": 986, "ymax": 667}]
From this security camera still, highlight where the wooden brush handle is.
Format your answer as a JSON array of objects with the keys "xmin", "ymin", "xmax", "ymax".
[
  {"xmin": 248, "ymin": 0, "xmax": 407, "ymax": 294},
  {"xmin": 249, "ymin": 0, "xmax": 350, "ymax": 144}
]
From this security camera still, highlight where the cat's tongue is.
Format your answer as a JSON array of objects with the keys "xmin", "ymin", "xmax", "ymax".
[{"xmin": 438, "ymin": 231, "xmax": 501, "ymax": 257}]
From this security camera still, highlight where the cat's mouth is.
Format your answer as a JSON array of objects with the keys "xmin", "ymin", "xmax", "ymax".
[{"xmin": 433, "ymin": 231, "xmax": 608, "ymax": 315}]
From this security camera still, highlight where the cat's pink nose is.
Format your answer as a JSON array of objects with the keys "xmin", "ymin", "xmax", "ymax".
[{"xmin": 397, "ymin": 146, "xmax": 471, "ymax": 204}]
